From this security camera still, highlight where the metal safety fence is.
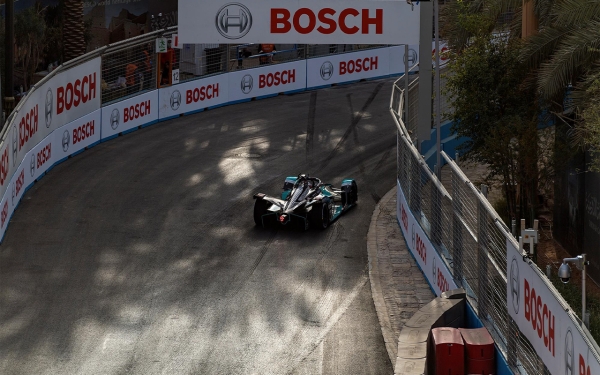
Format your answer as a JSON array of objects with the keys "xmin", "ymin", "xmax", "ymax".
[{"xmin": 391, "ymin": 74, "xmax": 558, "ymax": 374}]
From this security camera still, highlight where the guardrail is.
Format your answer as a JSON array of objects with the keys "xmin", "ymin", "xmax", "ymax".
[
  {"xmin": 391, "ymin": 73, "xmax": 600, "ymax": 375},
  {"xmin": 0, "ymin": 27, "xmax": 418, "ymax": 245}
]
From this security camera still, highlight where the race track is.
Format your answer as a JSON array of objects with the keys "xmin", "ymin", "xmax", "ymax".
[{"xmin": 0, "ymin": 78, "xmax": 397, "ymax": 375}]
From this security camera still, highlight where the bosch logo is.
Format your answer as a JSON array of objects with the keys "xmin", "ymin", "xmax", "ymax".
[
  {"xmin": 510, "ymin": 256, "xmax": 520, "ymax": 314},
  {"xmin": 62, "ymin": 130, "xmax": 70, "ymax": 152},
  {"xmin": 406, "ymin": 49, "xmax": 418, "ymax": 66},
  {"xmin": 411, "ymin": 223, "xmax": 415, "ymax": 250},
  {"xmin": 320, "ymin": 61, "xmax": 334, "ymax": 80},
  {"xmin": 11, "ymin": 182, "xmax": 15, "ymax": 205},
  {"xmin": 30, "ymin": 154, "xmax": 35, "ymax": 177},
  {"xmin": 12, "ymin": 125, "xmax": 17, "ymax": 167},
  {"xmin": 565, "ymin": 329, "xmax": 574, "ymax": 375},
  {"xmin": 432, "ymin": 257, "xmax": 437, "ymax": 281},
  {"xmin": 170, "ymin": 90, "xmax": 182, "ymax": 111},
  {"xmin": 241, "ymin": 75, "xmax": 253, "ymax": 94},
  {"xmin": 45, "ymin": 88, "xmax": 53, "ymax": 128},
  {"xmin": 110, "ymin": 109, "xmax": 120, "ymax": 130},
  {"xmin": 216, "ymin": 3, "xmax": 252, "ymax": 40}
]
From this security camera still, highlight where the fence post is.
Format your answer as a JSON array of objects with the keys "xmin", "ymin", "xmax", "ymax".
[
  {"xmin": 451, "ymin": 171, "xmax": 463, "ymax": 286},
  {"xmin": 431, "ymin": 167, "xmax": 442, "ymax": 249},
  {"xmin": 477, "ymin": 192, "xmax": 489, "ymax": 321}
]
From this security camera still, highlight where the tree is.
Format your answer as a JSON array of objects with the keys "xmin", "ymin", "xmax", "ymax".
[
  {"xmin": 444, "ymin": 8, "xmax": 541, "ymax": 223},
  {"xmin": 15, "ymin": 4, "xmax": 46, "ymax": 89}
]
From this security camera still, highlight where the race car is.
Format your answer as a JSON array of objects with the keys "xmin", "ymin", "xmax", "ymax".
[{"xmin": 253, "ymin": 174, "xmax": 358, "ymax": 230}]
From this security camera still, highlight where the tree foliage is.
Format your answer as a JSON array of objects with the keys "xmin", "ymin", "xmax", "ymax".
[
  {"xmin": 444, "ymin": 7, "xmax": 541, "ymax": 222},
  {"xmin": 15, "ymin": 4, "xmax": 46, "ymax": 89}
]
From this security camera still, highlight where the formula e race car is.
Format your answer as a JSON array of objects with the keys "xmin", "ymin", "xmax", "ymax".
[{"xmin": 253, "ymin": 174, "xmax": 358, "ymax": 230}]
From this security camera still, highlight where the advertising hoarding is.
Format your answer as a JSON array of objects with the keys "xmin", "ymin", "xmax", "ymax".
[{"xmin": 179, "ymin": 0, "xmax": 420, "ymax": 44}]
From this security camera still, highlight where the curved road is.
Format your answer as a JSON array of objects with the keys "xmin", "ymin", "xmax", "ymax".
[{"xmin": 0, "ymin": 78, "xmax": 397, "ymax": 375}]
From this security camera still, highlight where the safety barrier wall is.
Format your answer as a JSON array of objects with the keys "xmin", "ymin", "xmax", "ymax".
[
  {"xmin": 0, "ymin": 32, "xmax": 419, "ymax": 244},
  {"xmin": 390, "ymin": 76, "xmax": 600, "ymax": 375}
]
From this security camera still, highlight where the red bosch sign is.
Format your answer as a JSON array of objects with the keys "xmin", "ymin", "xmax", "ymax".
[
  {"xmin": 259, "ymin": 69, "xmax": 296, "ymax": 88},
  {"xmin": 436, "ymin": 268, "xmax": 449, "ymax": 293},
  {"xmin": 186, "ymin": 84, "xmax": 220, "ymax": 104},
  {"xmin": 15, "ymin": 169, "xmax": 25, "ymax": 200},
  {"xmin": 524, "ymin": 278, "xmax": 556, "ymax": 356},
  {"xmin": 416, "ymin": 232, "xmax": 427, "ymax": 264},
  {"xmin": 271, "ymin": 8, "xmax": 383, "ymax": 35},
  {"xmin": 73, "ymin": 120, "xmax": 95, "ymax": 145},
  {"xmin": 0, "ymin": 147, "xmax": 8, "ymax": 186},
  {"xmin": 36, "ymin": 143, "xmax": 51, "ymax": 169},
  {"xmin": 19, "ymin": 105, "xmax": 39, "ymax": 151},
  {"xmin": 57, "ymin": 72, "xmax": 97, "ymax": 115},
  {"xmin": 340, "ymin": 56, "xmax": 378, "ymax": 75},
  {"xmin": 1, "ymin": 200, "xmax": 7, "ymax": 228},
  {"xmin": 124, "ymin": 100, "xmax": 151, "ymax": 123},
  {"xmin": 401, "ymin": 204, "xmax": 409, "ymax": 233}
]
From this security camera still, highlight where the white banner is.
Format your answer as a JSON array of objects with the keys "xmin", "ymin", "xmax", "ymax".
[
  {"xmin": 507, "ymin": 242, "xmax": 600, "ymax": 375},
  {"xmin": 55, "ymin": 109, "xmax": 101, "ymax": 161},
  {"xmin": 228, "ymin": 61, "xmax": 306, "ymax": 102},
  {"xmin": 397, "ymin": 181, "xmax": 457, "ymax": 296},
  {"xmin": 101, "ymin": 91, "xmax": 159, "ymax": 139},
  {"xmin": 27, "ymin": 132, "xmax": 55, "ymax": 183},
  {"xmin": 179, "ymin": 0, "xmax": 420, "ymax": 44},
  {"xmin": 0, "ymin": 185, "xmax": 11, "ymax": 242},
  {"xmin": 1, "ymin": 57, "xmax": 101, "ymax": 203},
  {"xmin": 307, "ymin": 48, "xmax": 391, "ymax": 88},
  {"xmin": 388, "ymin": 45, "xmax": 419, "ymax": 75},
  {"xmin": 159, "ymin": 75, "xmax": 229, "ymax": 120}
]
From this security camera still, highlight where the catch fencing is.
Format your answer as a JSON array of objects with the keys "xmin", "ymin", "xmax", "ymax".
[
  {"xmin": 391, "ymin": 71, "xmax": 600, "ymax": 374},
  {"xmin": 0, "ymin": 26, "xmax": 420, "ymax": 245}
]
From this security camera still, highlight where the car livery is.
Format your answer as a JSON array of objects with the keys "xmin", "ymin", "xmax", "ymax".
[{"xmin": 253, "ymin": 174, "xmax": 358, "ymax": 230}]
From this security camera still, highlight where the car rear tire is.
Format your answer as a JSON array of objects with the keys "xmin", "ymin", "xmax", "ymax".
[
  {"xmin": 254, "ymin": 199, "xmax": 271, "ymax": 227},
  {"xmin": 341, "ymin": 180, "xmax": 358, "ymax": 206},
  {"xmin": 310, "ymin": 201, "xmax": 330, "ymax": 230}
]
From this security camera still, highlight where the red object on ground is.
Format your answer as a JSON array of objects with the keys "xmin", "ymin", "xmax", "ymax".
[
  {"xmin": 431, "ymin": 327, "xmax": 464, "ymax": 375},
  {"xmin": 459, "ymin": 327, "xmax": 495, "ymax": 375}
]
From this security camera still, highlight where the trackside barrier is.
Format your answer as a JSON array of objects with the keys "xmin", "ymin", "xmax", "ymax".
[
  {"xmin": 391, "ymin": 73, "xmax": 600, "ymax": 374},
  {"xmin": 0, "ymin": 31, "xmax": 422, "ymax": 244}
]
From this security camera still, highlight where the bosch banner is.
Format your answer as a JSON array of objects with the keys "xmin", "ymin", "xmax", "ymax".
[
  {"xmin": 228, "ymin": 60, "xmax": 306, "ymax": 102},
  {"xmin": 179, "ymin": 0, "xmax": 420, "ymax": 44},
  {"xmin": 0, "ymin": 57, "xmax": 101, "ymax": 203},
  {"xmin": 55, "ymin": 110, "xmax": 101, "ymax": 160},
  {"xmin": 396, "ymin": 181, "xmax": 457, "ymax": 296},
  {"xmin": 307, "ymin": 47, "xmax": 391, "ymax": 88},
  {"xmin": 101, "ymin": 91, "xmax": 159, "ymax": 140},
  {"xmin": 159, "ymin": 75, "xmax": 229, "ymax": 120},
  {"xmin": 507, "ymin": 242, "xmax": 600, "ymax": 374}
]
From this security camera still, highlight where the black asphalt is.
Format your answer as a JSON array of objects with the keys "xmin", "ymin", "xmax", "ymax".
[{"xmin": 0, "ymin": 78, "xmax": 397, "ymax": 375}]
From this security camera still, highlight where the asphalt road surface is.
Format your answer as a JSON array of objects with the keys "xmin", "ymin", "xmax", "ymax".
[{"xmin": 0, "ymin": 78, "xmax": 398, "ymax": 375}]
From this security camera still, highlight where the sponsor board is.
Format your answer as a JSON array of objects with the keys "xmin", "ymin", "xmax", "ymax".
[
  {"xmin": 396, "ymin": 181, "xmax": 456, "ymax": 296},
  {"xmin": 507, "ymin": 241, "xmax": 600, "ymax": 375},
  {"xmin": 0, "ymin": 187, "xmax": 11, "ymax": 243},
  {"xmin": 101, "ymin": 91, "xmax": 159, "ymax": 139},
  {"xmin": 159, "ymin": 75, "xmax": 229, "ymax": 120},
  {"xmin": 180, "ymin": 0, "xmax": 419, "ymax": 44},
  {"xmin": 55, "ymin": 109, "xmax": 101, "ymax": 159},
  {"xmin": 28, "ymin": 134, "xmax": 55, "ymax": 182},
  {"xmin": 307, "ymin": 47, "xmax": 391, "ymax": 87},
  {"xmin": 0, "ymin": 57, "xmax": 101, "ymax": 202},
  {"xmin": 388, "ymin": 45, "xmax": 419, "ymax": 75},
  {"xmin": 228, "ymin": 60, "xmax": 306, "ymax": 102}
]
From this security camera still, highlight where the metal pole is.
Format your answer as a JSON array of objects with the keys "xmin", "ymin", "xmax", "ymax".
[
  {"xmin": 583, "ymin": 253, "xmax": 587, "ymax": 328},
  {"xmin": 434, "ymin": 0, "xmax": 442, "ymax": 178},
  {"xmin": 404, "ymin": 44, "xmax": 409, "ymax": 125},
  {"xmin": 4, "ymin": 0, "xmax": 15, "ymax": 123}
]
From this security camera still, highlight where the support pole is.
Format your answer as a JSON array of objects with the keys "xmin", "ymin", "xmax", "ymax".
[
  {"xmin": 404, "ymin": 44, "xmax": 409, "ymax": 125},
  {"xmin": 4, "ymin": 0, "xmax": 15, "ymax": 121},
  {"xmin": 434, "ymin": 0, "xmax": 442, "ymax": 178},
  {"xmin": 417, "ymin": 0, "xmax": 433, "ymax": 152}
]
